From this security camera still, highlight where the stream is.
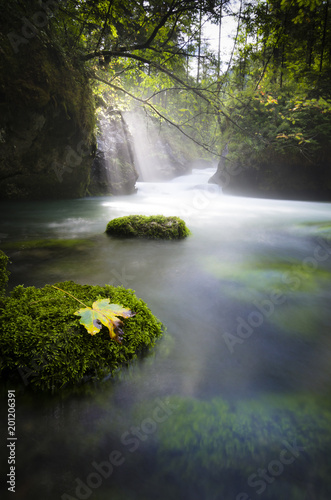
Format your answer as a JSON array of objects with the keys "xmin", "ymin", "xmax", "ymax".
[{"xmin": 1, "ymin": 167, "xmax": 331, "ymax": 500}]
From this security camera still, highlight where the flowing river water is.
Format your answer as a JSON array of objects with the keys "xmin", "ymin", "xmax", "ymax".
[{"xmin": 1, "ymin": 167, "xmax": 331, "ymax": 500}]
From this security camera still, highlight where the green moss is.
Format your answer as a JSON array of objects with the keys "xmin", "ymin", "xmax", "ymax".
[
  {"xmin": 106, "ymin": 215, "xmax": 190, "ymax": 240},
  {"xmin": 0, "ymin": 250, "xmax": 10, "ymax": 297},
  {"xmin": 0, "ymin": 7, "xmax": 96, "ymax": 200},
  {"xmin": 2, "ymin": 238, "xmax": 95, "ymax": 252},
  {"xmin": 203, "ymin": 255, "xmax": 331, "ymax": 337},
  {"xmin": 154, "ymin": 394, "xmax": 331, "ymax": 496},
  {"xmin": 271, "ymin": 304, "xmax": 324, "ymax": 336},
  {"xmin": 0, "ymin": 281, "xmax": 163, "ymax": 391},
  {"xmin": 204, "ymin": 255, "xmax": 331, "ymax": 298},
  {"xmin": 297, "ymin": 221, "xmax": 331, "ymax": 237}
]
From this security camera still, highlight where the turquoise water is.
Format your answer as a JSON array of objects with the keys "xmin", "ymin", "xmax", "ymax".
[{"xmin": 1, "ymin": 168, "xmax": 331, "ymax": 499}]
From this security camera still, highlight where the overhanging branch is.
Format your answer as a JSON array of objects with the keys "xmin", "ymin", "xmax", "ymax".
[
  {"xmin": 85, "ymin": 51, "xmax": 246, "ymax": 134},
  {"xmin": 92, "ymin": 73, "xmax": 223, "ymax": 158}
]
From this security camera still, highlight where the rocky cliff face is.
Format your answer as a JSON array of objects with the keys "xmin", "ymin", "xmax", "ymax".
[
  {"xmin": 0, "ymin": 5, "xmax": 96, "ymax": 200},
  {"xmin": 88, "ymin": 110, "xmax": 138, "ymax": 196},
  {"xmin": 209, "ymin": 144, "xmax": 331, "ymax": 201}
]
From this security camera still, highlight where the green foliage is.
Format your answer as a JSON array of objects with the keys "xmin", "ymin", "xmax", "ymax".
[
  {"xmin": 80, "ymin": 0, "xmax": 331, "ymax": 173},
  {"xmin": 0, "ymin": 281, "xmax": 163, "ymax": 391},
  {"xmin": 49, "ymin": 0, "xmax": 226, "ymax": 158},
  {"xmin": 2, "ymin": 0, "xmax": 331, "ymax": 195},
  {"xmin": 0, "ymin": 250, "xmax": 10, "ymax": 298},
  {"xmin": 106, "ymin": 215, "xmax": 191, "ymax": 239},
  {"xmin": 214, "ymin": 0, "xmax": 331, "ymax": 183},
  {"xmin": 221, "ymin": 85, "xmax": 331, "ymax": 170}
]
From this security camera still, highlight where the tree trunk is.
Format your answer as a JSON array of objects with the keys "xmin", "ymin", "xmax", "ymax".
[
  {"xmin": 197, "ymin": 7, "xmax": 202, "ymax": 83},
  {"xmin": 217, "ymin": 4, "xmax": 222, "ymax": 78}
]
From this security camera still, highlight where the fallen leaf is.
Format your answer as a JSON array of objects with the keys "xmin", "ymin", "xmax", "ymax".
[{"xmin": 74, "ymin": 299, "xmax": 136, "ymax": 343}]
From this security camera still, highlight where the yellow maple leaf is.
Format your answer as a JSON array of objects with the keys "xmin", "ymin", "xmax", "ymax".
[{"xmin": 74, "ymin": 299, "xmax": 136, "ymax": 344}]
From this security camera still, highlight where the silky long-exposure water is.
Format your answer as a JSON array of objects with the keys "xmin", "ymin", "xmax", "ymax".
[{"xmin": 1, "ymin": 167, "xmax": 331, "ymax": 500}]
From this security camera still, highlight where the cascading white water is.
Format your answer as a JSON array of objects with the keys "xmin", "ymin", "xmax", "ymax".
[
  {"xmin": 123, "ymin": 110, "xmax": 171, "ymax": 181},
  {"xmin": 123, "ymin": 109, "xmax": 198, "ymax": 182},
  {"xmin": 101, "ymin": 166, "xmax": 222, "ymax": 219},
  {"xmin": 96, "ymin": 111, "xmax": 125, "ymax": 186}
]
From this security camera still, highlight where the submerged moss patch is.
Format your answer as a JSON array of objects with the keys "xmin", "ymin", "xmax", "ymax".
[
  {"xmin": 0, "ymin": 281, "xmax": 163, "ymax": 391},
  {"xmin": 153, "ymin": 394, "xmax": 331, "ymax": 496},
  {"xmin": 106, "ymin": 215, "xmax": 190, "ymax": 240},
  {"xmin": 296, "ymin": 221, "xmax": 331, "ymax": 238},
  {"xmin": 203, "ymin": 255, "xmax": 331, "ymax": 337},
  {"xmin": 3, "ymin": 238, "xmax": 95, "ymax": 255},
  {"xmin": 2, "ymin": 238, "xmax": 95, "ymax": 252}
]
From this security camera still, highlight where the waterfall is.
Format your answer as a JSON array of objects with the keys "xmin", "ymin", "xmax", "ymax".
[
  {"xmin": 90, "ymin": 107, "xmax": 217, "ymax": 195},
  {"xmin": 89, "ymin": 109, "xmax": 138, "ymax": 196},
  {"xmin": 123, "ymin": 110, "xmax": 190, "ymax": 181}
]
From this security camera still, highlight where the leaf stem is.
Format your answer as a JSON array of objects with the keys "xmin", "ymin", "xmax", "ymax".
[{"xmin": 51, "ymin": 285, "xmax": 89, "ymax": 308}]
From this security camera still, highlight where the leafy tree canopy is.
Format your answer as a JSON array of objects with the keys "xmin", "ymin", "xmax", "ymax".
[{"xmin": 3, "ymin": 0, "xmax": 331, "ymax": 163}]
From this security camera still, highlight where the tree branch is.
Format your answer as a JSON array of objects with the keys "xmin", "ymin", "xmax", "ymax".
[
  {"xmin": 94, "ymin": 0, "xmax": 114, "ymax": 54},
  {"xmin": 133, "ymin": 0, "xmax": 178, "ymax": 51},
  {"xmin": 85, "ymin": 51, "xmax": 246, "ymax": 134},
  {"xmin": 92, "ymin": 73, "xmax": 223, "ymax": 158}
]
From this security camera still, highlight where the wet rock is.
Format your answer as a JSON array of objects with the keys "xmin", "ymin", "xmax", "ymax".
[
  {"xmin": 106, "ymin": 215, "xmax": 190, "ymax": 239},
  {"xmin": 0, "ymin": 12, "xmax": 96, "ymax": 200},
  {"xmin": 88, "ymin": 111, "xmax": 138, "ymax": 196}
]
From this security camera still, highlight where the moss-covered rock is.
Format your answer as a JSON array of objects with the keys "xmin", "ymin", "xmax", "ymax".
[
  {"xmin": 0, "ymin": 249, "xmax": 10, "ymax": 297},
  {"xmin": 0, "ymin": 3, "xmax": 96, "ymax": 200},
  {"xmin": 216, "ymin": 154, "xmax": 331, "ymax": 201},
  {"xmin": 0, "ymin": 281, "xmax": 163, "ymax": 391},
  {"xmin": 106, "ymin": 215, "xmax": 191, "ymax": 239},
  {"xmin": 214, "ymin": 92, "xmax": 331, "ymax": 201}
]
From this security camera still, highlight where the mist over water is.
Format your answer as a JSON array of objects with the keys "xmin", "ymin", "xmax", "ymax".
[{"xmin": 1, "ymin": 167, "xmax": 331, "ymax": 499}]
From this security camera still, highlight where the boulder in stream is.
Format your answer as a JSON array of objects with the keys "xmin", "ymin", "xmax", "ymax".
[
  {"xmin": 106, "ymin": 215, "xmax": 191, "ymax": 239},
  {"xmin": 0, "ymin": 280, "xmax": 163, "ymax": 391}
]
